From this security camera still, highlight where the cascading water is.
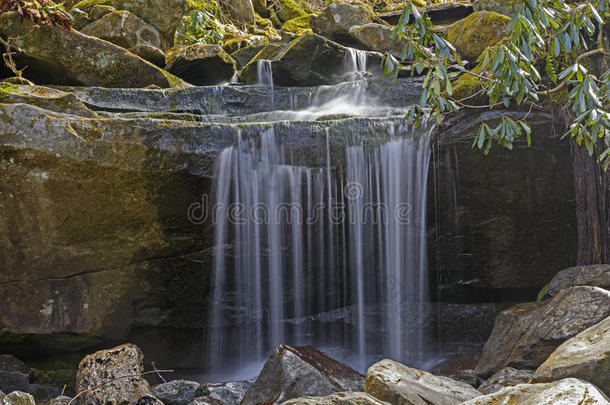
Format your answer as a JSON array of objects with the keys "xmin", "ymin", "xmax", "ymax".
[
  {"xmin": 206, "ymin": 120, "xmax": 432, "ymax": 377},
  {"xmin": 256, "ymin": 60, "xmax": 274, "ymax": 106}
]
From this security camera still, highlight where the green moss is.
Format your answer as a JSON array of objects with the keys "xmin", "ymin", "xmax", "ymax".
[
  {"xmin": 536, "ymin": 281, "xmax": 551, "ymax": 302},
  {"xmin": 276, "ymin": 0, "xmax": 308, "ymax": 22},
  {"xmin": 447, "ymin": 11, "xmax": 511, "ymax": 61},
  {"xmin": 186, "ymin": 0, "xmax": 218, "ymax": 13},
  {"xmin": 281, "ymin": 14, "xmax": 312, "ymax": 35},
  {"xmin": 160, "ymin": 69, "xmax": 190, "ymax": 89},
  {"xmin": 0, "ymin": 83, "xmax": 16, "ymax": 99}
]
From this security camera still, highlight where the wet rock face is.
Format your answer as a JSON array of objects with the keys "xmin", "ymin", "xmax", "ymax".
[
  {"xmin": 75, "ymin": 344, "xmax": 154, "ymax": 405},
  {"xmin": 81, "ymin": 10, "xmax": 162, "ymax": 49},
  {"xmin": 462, "ymin": 378, "xmax": 610, "ymax": 405},
  {"xmin": 539, "ymin": 264, "xmax": 610, "ymax": 300},
  {"xmin": 280, "ymin": 392, "xmax": 390, "ymax": 405},
  {"xmin": 475, "ymin": 286, "xmax": 610, "ymax": 377},
  {"xmin": 532, "ymin": 315, "xmax": 610, "ymax": 395},
  {"xmin": 223, "ymin": 0, "xmax": 255, "ymax": 24},
  {"xmin": 365, "ymin": 359, "xmax": 482, "ymax": 405},
  {"xmin": 0, "ymin": 356, "xmax": 31, "ymax": 394},
  {"xmin": 0, "ymin": 12, "xmax": 183, "ymax": 88},
  {"xmin": 477, "ymin": 367, "xmax": 533, "ymax": 394},
  {"xmin": 241, "ymin": 345, "xmax": 364, "ymax": 405},
  {"xmin": 310, "ymin": 3, "xmax": 373, "ymax": 45},
  {"xmin": 429, "ymin": 113, "xmax": 577, "ymax": 300},
  {"xmin": 166, "ymin": 44, "xmax": 237, "ymax": 86}
]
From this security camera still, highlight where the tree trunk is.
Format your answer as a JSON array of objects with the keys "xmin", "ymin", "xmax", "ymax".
[{"xmin": 571, "ymin": 140, "xmax": 610, "ymax": 264}]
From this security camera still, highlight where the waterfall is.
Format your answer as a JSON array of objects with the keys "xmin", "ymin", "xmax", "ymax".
[
  {"xmin": 342, "ymin": 48, "xmax": 368, "ymax": 77},
  {"xmin": 207, "ymin": 124, "xmax": 431, "ymax": 376},
  {"xmin": 257, "ymin": 59, "xmax": 274, "ymax": 106}
]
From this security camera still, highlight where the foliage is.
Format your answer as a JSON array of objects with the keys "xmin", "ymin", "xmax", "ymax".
[
  {"xmin": 0, "ymin": 0, "xmax": 73, "ymax": 29},
  {"xmin": 176, "ymin": 9, "xmax": 224, "ymax": 45},
  {"xmin": 385, "ymin": 0, "xmax": 610, "ymax": 169}
]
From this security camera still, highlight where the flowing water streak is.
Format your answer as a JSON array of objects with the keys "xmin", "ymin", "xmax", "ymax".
[
  {"xmin": 208, "ymin": 123, "xmax": 432, "ymax": 374},
  {"xmin": 257, "ymin": 59, "xmax": 274, "ymax": 106}
]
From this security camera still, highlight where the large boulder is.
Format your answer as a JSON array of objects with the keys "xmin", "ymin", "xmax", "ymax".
[
  {"xmin": 1, "ymin": 391, "xmax": 35, "ymax": 405},
  {"xmin": 241, "ymin": 345, "xmax": 364, "ymax": 405},
  {"xmin": 461, "ymin": 378, "xmax": 610, "ymax": 405},
  {"xmin": 477, "ymin": 367, "xmax": 533, "ymax": 394},
  {"xmin": 153, "ymin": 380, "xmax": 199, "ymax": 405},
  {"xmin": 349, "ymin": 23, "xmax": 404, "ymax": 58},
  {"xmin": 240, "ymin": 34, "xmax": 382, "ymax": 86},
  {"xmin": 475, "ymin": 286, "xmax": 610, "ymax": 377},
  {"xmin": 280, "ymin": 392, "xmax": 390, "ymax": 405},
  {"xmin": 446, "ymin": 11, "xmax": 510, "ymax": 62},
  {"xmin": 71, "ymin": 0, "xmax": 186, "ymax": 48},
  {"xmin": 532, "ymin": 315, "xmax": 610, "ymax": 394},
  {"xmin": 0, "ymin": 356, "xmax": 31, "ymax": 394},
  {"xmin": 364, "ymin": 359, "xmax": 482, "ymax": 405},
  {"xmin": 76, "ymin": 344, "xmax": 154, "ymax": 405},
  {"xmin": 81, "ymin": 10, "xmax": 162, "ymax": 49},
  {"xmin": 165, "ymin": 44, "xmax": 237, "ymax": 85},
  {"xmin": 0, "ymin": 12, "xmax": 184, "ymax": 88},
  {"xmin": 0, "ymin": 84, "xmax": 98, "ymax": 117},
  {"xmin": 539, "ymin": 264, "xmax": 610, "ymax": 300},
  {"xmin": 310, "ymin": 3, "xmax": 373, "ymax": 45}
]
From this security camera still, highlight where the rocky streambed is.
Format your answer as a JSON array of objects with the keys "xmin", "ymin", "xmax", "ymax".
[{"xmin": 0, "ymin": 265, "xmax": 609, "ymax": 405}]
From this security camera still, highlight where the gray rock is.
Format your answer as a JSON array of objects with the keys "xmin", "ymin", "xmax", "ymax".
[
  {"xmin": 153, "ymin": 380, "xmax": 200, "ymax": 405},
  {"xmin": 532, "ymin": 315, "xmax": 610, "ymax": 395},
  {"xmin": 0, "ymin": 11, "xmax": 184, "ymax": 88},
  {"xmin": 462, "ymin": 378, "xmax": 610, "ymax": 405},
  {"xmin": 475, "ymin": 286, "xmax": 610, "ymax": 377},
  {"xmin": 166, "ymin": 44, "xmax": 236, "ymax": 85},
  {"xmin": 378, "ymin": 3, "xmax": 473, "ymax": 25},
  {"xmin": 197, "ymin": 380, "xmax": 250, "ymax": 404},
  {"xmin": 365, "ymin": 359, "xmax": 481, "ymax": 405},
  {"xmin": 0, "ymin": 356, "xmax": 31, "ymax": 395},
  {"xmin": 310, "ymin": 3, "xmax": 372, "ymax": 44},
  {"xmin": 231, "ymin": 45, "xmax": 266, "ymax": 69},
  {"xmin": 477, "ymin": 368, "xmax": 533, "ymax": 394},
  {"xmin": 69, "ymin": 7, "xmax": 90, "ymax": 30},
  {"xmin": 349, "ymin": 23, "xmax": 404, "ymax": 57},
  {"xmin": 76, "ymin": 344, "xmax": 154, "ymax": 405},
  {"xmin": 539, "ymin": 264, "xmax": 610, "ymax": 300},
  {"xmin": 241, "ymin": 345, "xmax": 364, "ymax": 405},
  {"xmin": 81, "ymin": 10, "xmax": 162, "ymax": 49},
  {"xmin": 280, "ymin": 392, "xmax": 390, "ymax": 405},
  {"xmin": 1, "ymin": 391, "xmax": 35, "ymax": 405}
]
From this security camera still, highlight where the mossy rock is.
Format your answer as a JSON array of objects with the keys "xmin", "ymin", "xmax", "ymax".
[
  {"xmin": 166, "ymin": 44, "xmax": 237, "ymax": 85},
  {"xmin": 0, "ymin": 11, "xmax": 186, "ymax": 88},
  {"xmin": 281, "ymin": 15, "xmax": 312, "ymax": 35},
  {"xmin": 271, "ymin": 0, "xmax": 308, "ymax": 23},
  {"xmin": 447, "ymin": 11, "xmax": 510, "ymax": 62},
  {"xmin": 452, "ymin": 62, "xmax": 486, "ymax": 100},
  {"xmin": 472, "ymin": 0, "xmax": 522, "ymax": 17},
  {"xmin": 72, "ymin": 0, "xmax": 186, "ymax": 47}
]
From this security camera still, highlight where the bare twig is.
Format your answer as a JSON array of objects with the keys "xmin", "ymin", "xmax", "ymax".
[{"xmin": 150, "ymin": 361, "xmax": 167, "ymax": 384}]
